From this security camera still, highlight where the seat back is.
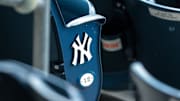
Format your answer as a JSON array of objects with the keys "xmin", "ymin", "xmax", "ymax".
[
  {"xmin": 125, "ymin": 0, "xmax": 180, "ymax": 88},
  {"xmin": 90, "ymin": 0, "xmax": 132, "ymax": 90},
  {"xmin": 0, "ymin": 60, "xmax": 83, "ymax": 101},
  {"xmin": 0, "ymin": 0, "xmax": 105, "ymax": 100},
  {"xmin": 0, "ymin": 6, "xmax": 33, "ymax": 64},
  {"xmin": 131, "ymin": 62, "xmax": 180, "ymax": 101},
  {"xmin": 0, "ymin": 0, "xmax": 51, "ymax": 73},
  {"xmin": 51, "ymin": 0, "xmax": 105, "ymax": 100}
]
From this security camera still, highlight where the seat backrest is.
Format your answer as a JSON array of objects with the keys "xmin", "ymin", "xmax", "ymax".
[
  {"xmin": 0, "ymin": 0, "xmax": 105, "ymax": 100},
  {"xmin": 0, "ymin": 0, "xmax": 51, "ymax": 73},
  {"xmin": 125, "ymin": 0, "xmax": 180, "ymax": 88},
  {"xmin": 90, "ymin": 0, "xmax": 132, "ymax": 90},
  {"xmin": 0, "ymin": 6, "xmax": 33, "ymax": 64},
  {"xmin": 0, "ymin": 60, "xmax": 83, "ymax": 101},
  {"xmin": 51, "ymin": 0, "xmax": 105, "ymax": 101},
  {"xmin": 130, "ymin": 62, "xmax": 180, "ymax": 101}
]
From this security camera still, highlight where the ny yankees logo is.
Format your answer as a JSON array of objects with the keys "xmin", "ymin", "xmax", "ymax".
[{"xmin": 72, "ymin": 32, "xmax": 93, "ymax": 66}]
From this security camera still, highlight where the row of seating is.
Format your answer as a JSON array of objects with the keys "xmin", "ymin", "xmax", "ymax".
[
  {"xmin": 1, "ymin": 0, "xmax": 180, "ymax": 101},
  {"xmin": 91, "ymin": 0, "xmax": 180, "ymax": 101}
]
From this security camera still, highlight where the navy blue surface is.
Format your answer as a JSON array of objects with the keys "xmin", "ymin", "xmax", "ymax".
[
  {"xmin": 0, "ymin": 6, "xmax": 33, "ymax": 64},
  {"xmin": 56, "ymin": 0, "xmax": 90, "ymax": 24},
  {"xmin": 103, "ymin": 71, "xmax": 129, "ymax": 90},
  {"xmin": 90, "ymin": 0, "xmax": 132, "ymax": 90},
  {"xmin": 125, "ymin": 0, "xmax": 180, "ymax": 89}
]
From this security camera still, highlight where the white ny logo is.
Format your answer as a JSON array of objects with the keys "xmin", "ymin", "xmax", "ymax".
[{"xmin": 72, "ymin": 32, "xmax": 93, "ymax": 66}]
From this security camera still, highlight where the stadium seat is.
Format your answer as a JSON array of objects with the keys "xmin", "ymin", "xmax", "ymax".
[
  {"xmin": 0, "ymin": 60, "xmax": 83, "ymax": 101},
  {"xmin": 51, "ymin": 0, "xmax": 105, "ymax": 100},
  {"xmin": 125, "ymin": 0, "xmax": 180, "ymax": 88},
  {"xmin": 0, "ymin": 1, "xmax": 83, "ymax": 101},
  {"xmin": 0, "ymin": 0, "xmax": 105, "ymax": 100},
  {"xmin": 90, "ymin": 0, "xmax": 132, "ymax": 90},
  {"xmin": 130, "ymin": 62, "xmax": 180, "ymax": 101}
]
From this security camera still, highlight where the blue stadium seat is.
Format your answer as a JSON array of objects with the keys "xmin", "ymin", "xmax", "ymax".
[
  {"xmin": 125, "ymin": 0, "xmax": 180, "ymax": 89},
  {"xmin": 0, "ymin": 0, "xmax": 83, "ymax": 101},
  {"xmin": 90, "ymin": 0, "xmax": 132, "ymax": 90},
  {"xmin": 0, "ymin": 0, "xmax": 105, "ymax": 100},
  {"xmin": 51, "ymin": 0, "xmax": 105, "ymax": 100},
  {"xmin": 0, "ymin": 60, "xmax": 83, "ymax": 101},
  {"xmin": 131, "ymin": 62, "xmax": 180, "ymax": 101}
]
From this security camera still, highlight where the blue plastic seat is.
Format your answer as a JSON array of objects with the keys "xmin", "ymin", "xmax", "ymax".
[
  {"xmin": 51, "ymin": 0, "xmax": 105, "ymax": 100},
  {"xmin": 131, "ymin": 62, "xmax": 180, "ymax": 101},
  {"xmin": 0, "ymin": 0, "xmax": 105, "ymax": 100},
  {"xmin": 0, "ymin": 60, "xmax": 83, "ymax": 101},
  {"xmin": 89, "ymin": 0, "xmax": 131, "ymax": 90},
  {"xmin": 0, "ymin": 1, "xmax": 83, "ymax": 101},
  {"xmin": 125, "ymin": 0, "xmax": 180, "ymax": 89}
]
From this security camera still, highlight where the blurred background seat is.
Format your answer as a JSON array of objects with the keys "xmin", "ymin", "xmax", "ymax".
[
  {"xmin": 0, "ymin": 6, "xmax": 33, "ymax": 64},
  {"xmin": 0, "ymin": 1, "xmax": 83, "ymax": 101},
  {"xmin": 125, "ymin": 0, "xmax": 180, "ymax": 90},
  {"xmin": 130, "ymin": 62, "xmax": 180, "ymax": 101},
  {"xmin": 0, "ymin": 60, "xmax": 83, "ymax": 101},
  {"xmin": 90, "ymin": 0, "xmax": 134, "ymax": 91},
  {"xmin": 0, "ymin": 0, "xmax": 105, "ymax": 101}
]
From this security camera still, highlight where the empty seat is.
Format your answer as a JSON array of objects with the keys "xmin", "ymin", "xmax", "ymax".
[
  {"xmin": 0, "ymin": 6, "xmax": 33, "ymax": 64},
  {"xmin": 90, "ymin": 0, "xmax": 132, "ymax": 90},
  {"xmin": 130, "ymin": 62, "xmax": 180, "ymax": 101},
  {"xmin": 0, "ymin": 0, "xmax": 105, "ymax": 101},
  {"xmin": 0, "ymin": 1, "xmax": 83, "ymax": 99},
  {"xmin": 125, "ymin": 0, "xmax": 180, "ymax": 88},
  {"xmin": 0, "ymin": 0, "xmax": 51, "ymax": 71},
  {"xmin": 51, "ymin": 0, "xmax": 105, "ymax": 100},
  {"xmin": 0, "ymin": 60, "xmax": 83, "ymax": 101}
]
